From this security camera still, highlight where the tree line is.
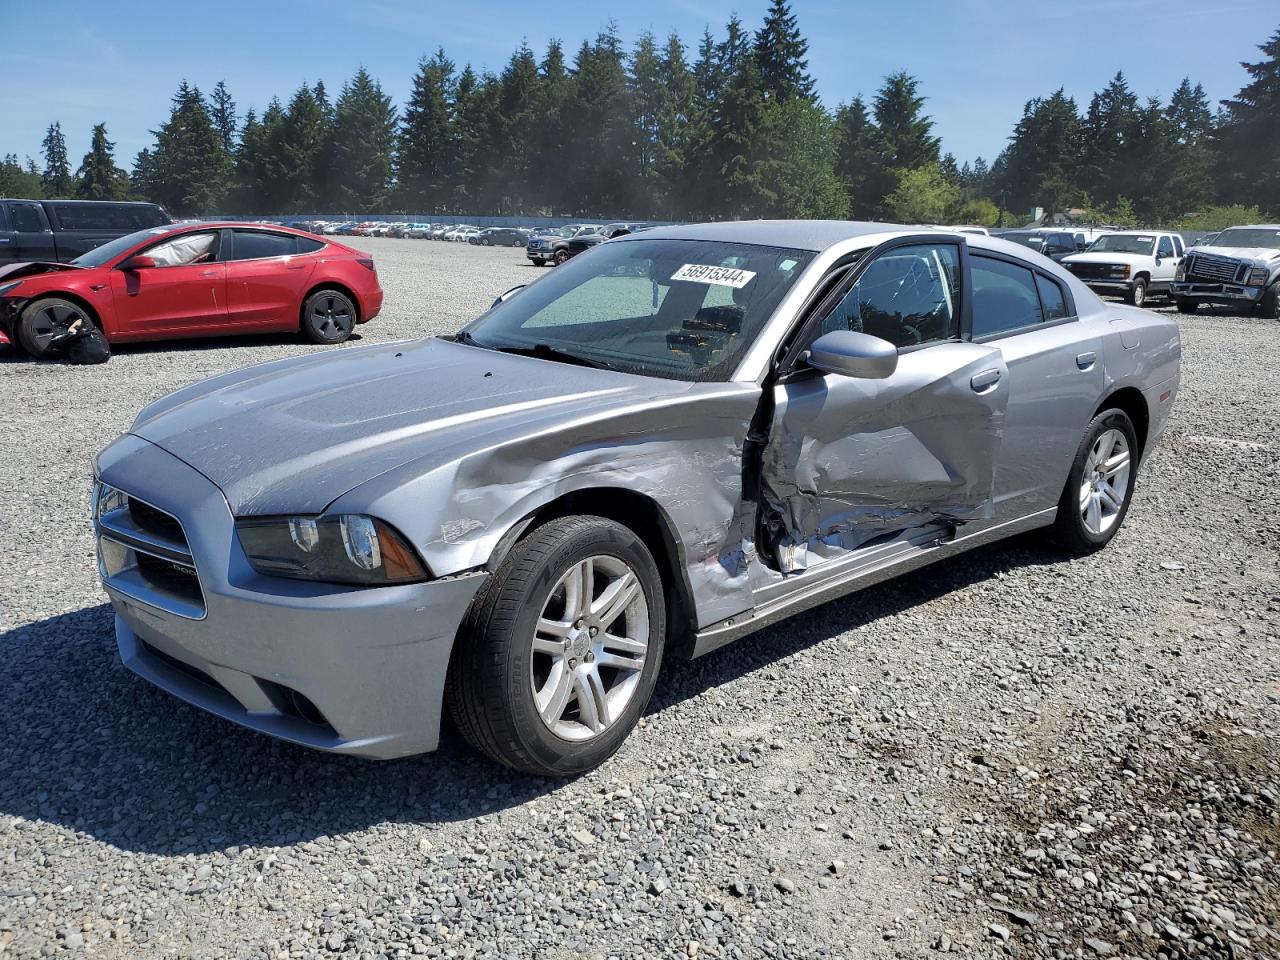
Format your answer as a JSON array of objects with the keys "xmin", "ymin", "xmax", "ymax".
[{"xmin": 2, "ymin": 3, "xmax": 1278, "ymax": 231}]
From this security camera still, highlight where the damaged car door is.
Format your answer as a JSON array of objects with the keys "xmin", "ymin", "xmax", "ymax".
[{"xmin": 760, "ymin": 238, "xmax": 1009, "ymax": 572}]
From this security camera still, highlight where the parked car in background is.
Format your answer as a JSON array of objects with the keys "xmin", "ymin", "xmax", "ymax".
[
  {"xmin": 943, "ymin": 225, "xmax": 990, "ymax": 236},
  {"xmin": 0, "ymin": 199, "xmax": 171, "ymax": 265},
  {"xmin": 0, "ymin": 222, "xmax": 382, "ymax": 358},
  {"xmin": 600, "ymin": 222, "xmax": 648, "ymax": 238},
  {"xmin": 403, "ymin": 223, "xmax": 434, "ymax": 239},
  {"xmin": 994, "ymin": 229, "xmax": 1087, "ymax": 262},
  {"xmin": 91, "ymin": 221, "xmax": 1179, "ymax": 775},
  {"xmin": 1062, "ymin": 230, "xmax": 1185, "ymax": 307},
  {"xmin": 526, "ymin": 224, "xmax": 604, "ymax": 265},
  {"xmin": 445, "ymin": 226, "xmax": 479, "ymax": 242},
  {"xmin": 1171, "ymin": 224, "xmax": 1280, "ymax": 317},
  {"xmin": 470, "ymin": 227, "xmax": 529, "ymax": 247}
]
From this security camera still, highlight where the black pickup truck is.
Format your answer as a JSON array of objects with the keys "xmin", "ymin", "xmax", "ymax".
[{"xmin": 0, "ymin": 199, "xmax": 171, "ymax": 264}]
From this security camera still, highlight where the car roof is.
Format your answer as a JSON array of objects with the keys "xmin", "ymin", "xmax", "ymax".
[
  {"xmin": 1095, "ymin": 229, "xmax": 1168, "ymax": 235},
  {"xmin": 1222, "ymin": 223, "xmax": 1280, "ymax": 230},
  {"xmin": 619, "ymin": 219, "xmax": 918, "ymax": 252}
]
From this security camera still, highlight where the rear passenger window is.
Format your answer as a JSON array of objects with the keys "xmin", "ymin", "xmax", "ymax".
[
  {"xmin": 1157, "ymin": 236, "xmax": 1175, "ymax": 258},
  {"xmin": 49, "ymin": 203, "xmax": 136, "ymax": 230},
  {"xmin": 295, "ymin": 237, "xmax": 324, "ymax": 254},
  {"xmin": 9, "ymin": 203, "xmax": 46, "ymax": 232},
  {"xmin": 971, "ymin": 256, "xmax": 1043, "ymax": 338},
  {"xmin": 1034, "ymin": 274, "xmax": 1070, "ymax": 321},
  {"xmin": 1172, "ymin": 235, "xmax": 1184, "ymax": 256},
  {"xmin": 230, "ymin": 230, "xmax": 297, "ymax": 260}
]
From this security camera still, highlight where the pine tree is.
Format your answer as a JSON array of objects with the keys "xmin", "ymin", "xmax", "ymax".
[
  {"xmin": 138, "ymin": 82, "xmax": 229, "ymax": 214},
  {"xmin": 398, "ymin": 50, "xmax": 456, "ymax": 213},
  {"xmin": 1079, "ymin": 72, "xmax": 1141, "ymax": 206},
  {"xmin": 277, "ymin": 83, "xmax": 330, "ymax": 211},
  {"xmin": 655, "ymin": 32, "xmax": 695, "ymax": 218},
  {"xmin": 1218, "ymin": 25, "xmax": 1280, "ymax": 214},
  {"xmin": 531, "ymin": 39, "xmax": 573, "ymax": 213},
  {"xmin": 1000, "ymin": 89, "xmax": 1082, "ymax": 215},
  {"xmin": 753, "ymin": 0, "xmax": 815, "ymax": 103},
  {"xmin": 0, "ymin": 154, "xmax": 44, "ymax": 198},
  {"xmin": 498, "ymin": 43, "xmax": 541, "ymax": 213},
  {"xmin": 210, "ymin": 81, "xmax": 238, "ymax": 154},
  {"xmin": 863, "ymin": 72, "xmax": 940, "ymax": 217},
  {"xmin": 1164, "ymin": 78, "xmax": 1215, "ymax": 217},
  {"xmin": 834, "ymin": 97, "xmax": 878, "ymax": 218},
  {"xmin": 76, "ymin": 123, "xmax": 128, "ymax": 200},
  {"xmin": 561, "ymin": 26, "xmax": 631, "ymax": 215},
  {"xmin": 329, "ymin": 68, "xmax": 397, "ymax": 211},
  {"xmin": 41, "ymin": 122, "xmax": 75, "ymax": 197},
  {"xmin": 629, "ymin": 32, "xmax": 667, "ymax": 215}
]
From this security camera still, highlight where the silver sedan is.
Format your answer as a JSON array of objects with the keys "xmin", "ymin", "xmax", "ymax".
[{"xmin": 93, "ymin": 221, "xmax": 1181, "ymax": 775}]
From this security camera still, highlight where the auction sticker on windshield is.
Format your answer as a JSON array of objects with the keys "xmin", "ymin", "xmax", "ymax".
[{"xmin": 671, "ymin": 264, "xmax": 757, "ymax": 288}]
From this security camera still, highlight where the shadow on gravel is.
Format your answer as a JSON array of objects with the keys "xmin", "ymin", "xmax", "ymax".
[
  {"xmin": 0, "ymin": 333, "xmax": 365, "ymax": 364},
  {"xmin": 0, "ymin": 535, "xmax": 1066, "ymax": 855}
]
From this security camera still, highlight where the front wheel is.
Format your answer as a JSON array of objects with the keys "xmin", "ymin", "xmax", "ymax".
[
  {"xmin": 1125, "ymin": 277, "xmax": 1147, "ymax": 308},
  {"xmin": 17, "ymin": 297, "xmax": 92, "ymax": 359},
  {"xmin": 446, "ymin": 516, "xmax": 666, "ymax": 776},
  {"xmin": 1051, "ymin": 409, "xmax": 1138, "ymax": 555},
  {"xmin": 1258, "ymin": 283, "xmax": 1279, "ymax": 320},
  {"xmin": 302, "ymin": 290, "xmax": 356, "ymax": 345},
  {"xmin": 1174, "ymin": 298, "xmax": 1199, "ymax": 314}
]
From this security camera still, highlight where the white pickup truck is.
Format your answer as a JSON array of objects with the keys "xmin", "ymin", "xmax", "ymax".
[
  {"xmin": 1061, "ymin": 230, "xmax": 1185, "ymax": 308},
  {"xmin": 1171, "ymin": 224, "xmax": 1280, "ymax": 318}
]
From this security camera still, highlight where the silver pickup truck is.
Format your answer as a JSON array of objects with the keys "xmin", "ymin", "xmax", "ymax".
[{"xmin": 1172, "ymin": 224, "xmax": 1280, "ymax": 318}]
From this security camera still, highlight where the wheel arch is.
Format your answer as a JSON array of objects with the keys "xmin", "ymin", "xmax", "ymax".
[
  {"xmin": 21, "ymin": 290, "xmax": 103, "ymax": 328},
  {"xmin": 487, "ymin": 487, "xmax": 698, "ymax": 650},
  {"xmin": 1094, "ymin": 385, "xmax": 1149, "ymax": 460},
  {"xmin": 299, "ymin": 281, "xmax": 361, "ymax": 330}
]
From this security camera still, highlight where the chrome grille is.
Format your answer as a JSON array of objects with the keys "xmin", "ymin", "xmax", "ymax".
[
  {"xmin": 97, "ymin": 492, "xmax": 205, "ymax": 618},
  {"xmin": 1187, "ymin": 253, "xmax": 1246, "ymax": 284}
]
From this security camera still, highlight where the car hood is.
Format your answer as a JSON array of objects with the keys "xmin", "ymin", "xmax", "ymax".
[
  {"xmin": 0, "ymin": 261, "xmax": 85, "ymax": 283},
  {"xmin": 1188, "ymin": 245, "xmax": 1280, "ymax": 267},
  {"xmin": 1063, "ymin": 252, "xmax": 1150, "ymax": 265},
  {"xmin": 128, "ymin": 337, "xmax": 691, "ymax": 515}
]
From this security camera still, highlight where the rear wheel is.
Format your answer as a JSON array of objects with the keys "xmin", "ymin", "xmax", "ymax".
[
  {"xmin": 552, "ymin": 248, "xmax": 570, "ymax": 266},
  {"xmin": 447, "ymin": 515, "xmax": 665, "ymax": 776},
  {"xmin": 18, "ymin": 297, "xmax": 91, "ymax": 359},
  {"xmin": 302, "ymin": 290, "xmax": 356, "ymax": 345},
  {"xmin": 1125, "ymin": 277, "xmax": 1148, "ymax": 307},
  {"xmin": 1174, "ymin": 298, "xmax": 1199, "ymax": 314},
  {"xmin": 1051, "ymin": 409, "xmax": 1138, "ymax": 555}
]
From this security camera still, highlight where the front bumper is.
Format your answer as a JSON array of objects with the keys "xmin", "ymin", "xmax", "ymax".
[
  {"xmin": 1081, "ymin": 279, "xmax": 1134, "ymax": 295},
  {"xmin": 95, "ymin": 434, "xmax": 485, "ymax": 759},
  {"xmin": 1170, "ymin": 281, "xmax": 1263, "ymax": 306}
]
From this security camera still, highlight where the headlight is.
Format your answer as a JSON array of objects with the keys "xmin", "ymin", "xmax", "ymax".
[
  {"xmin": 1247, "ymin": 268, "xmax": 1269, "ymax": 287},
  {"xmin": 0, "ymin": 280, "xmax": 23, "ymax": 297},
  {"xmin": 1111, "ymin": 265, "xmax": 1131, "ymax": 278},
  {"xmin": 92, "ymin": 481, "xmax": 128, "ymax": 518},
  {"xmin": 1175, "ymin": 261, "xmax": 1187, "ymax": 281},
  {"xmin": 236, "ymin": 514, "xmax": 428, "ymax": 585}
]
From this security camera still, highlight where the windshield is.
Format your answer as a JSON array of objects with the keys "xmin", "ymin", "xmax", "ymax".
[
  {"xmin": 1212, "ymin": 227, "xmax": 1280, "ymax": 249},
  {"xmin": 70, "ymin": 227, "xmax": 172, "ymax": 267},
  {"xmin": 1089, "ymin": 234, "xmax": 1156, "ymax": 255},
  {"xmin": 462, "ymin": 238, "xmax": 813, "ymax": 382}
]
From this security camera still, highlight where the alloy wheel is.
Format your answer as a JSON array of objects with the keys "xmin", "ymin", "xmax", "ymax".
[
  {"xmin": 530, "ymin": 555, "xmax": 649, "ymax": 741},
  {"xmin": 309, "ymin": 295, "xmax": 353, "ymax": 340},
  {"xmin": 27, "ymin": 302, "xmax": 87, "ymax": 353},
  {"xmin": 1079, "ymin": 428, "xmax": 1131, "ymax": 535}
]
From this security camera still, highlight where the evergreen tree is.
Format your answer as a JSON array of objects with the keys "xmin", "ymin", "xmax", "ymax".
[
  {"xmin": 76, "ymin": 123, "xmax": 128, "ymax": 200},
  {"xmin": 138, "ymin": 82, "xmax": 229, "ymax": 214},
  {"xmin": 629, "ymin": 32, "xmax": 667, "ymax": 215},
  {"xmin": 398, "ymin": 50, "xmax": 456, "ymax": 213},
  {"xmin": 833, "ymin": 97, "xmax": 878, "ymax": 218},
  {"xmin": 1079, "ymin": 72, "xmax": 1141, "ymax": 206},
  {"xmin": 329, "ymin": 68, "xmax": 397, "ymax": 211},
  {"xmin": 41, "ymin": 122, "xmax": 75, "ymax": 197},
  {"xmin": 0, "ymin": 154, "xmax": 44, "ymax": 198},
  {"xmin": 531, "ymin": 39, "xmax": 573, "ymax": 212},
  {"xmin": 709, "ymin": 16, "xmax": 767, "ymax": 217},
  {"xmin": 654, "ymin": 32, "xmax": 695, "ymax": 219},
  {"xmin": 1164, "ymin": 78, "xmax": 1215, "ymax": 217},
  {"xmin": 210, "ymin": 81, "xmax": 238, "ymax": 154},
  {"xmin": 862, "ymin": 72, "xmax": 940, "ymax": 218},
  {"xmin": 497, "ymin": 43, "xmax": 541, "ymax": 213},
  {"xmin": 1218, "ymin": 25, "xmax": 1280, "ymax": 214},
  {"xmin": 277, "ymin": 83, "xmax": 331, "ymax": 211},
  {"xmin": 561, "ymin": 26, "xmax": 631, "ymax": 215},
  {"xmin": 1000, "ymin": 89, "xmax": 1082, "ymax": 215},
  {"xmin": 753, "ymin": 0, "xmax": 815, "ymax": 103}
]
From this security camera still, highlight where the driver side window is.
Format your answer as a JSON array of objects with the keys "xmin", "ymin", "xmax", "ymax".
[
  {"xmin": 817, "ymin": 243, "xmax": 959, "ymax": 348},
  {"xmin": 144, "ymin": 231, "xmax": 219, "ymax": 268}
]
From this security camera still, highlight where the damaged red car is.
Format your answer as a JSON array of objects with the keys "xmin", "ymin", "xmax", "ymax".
[{"xmin": 0, "ymin": 222, "xmax": 383, "ymax": 357}]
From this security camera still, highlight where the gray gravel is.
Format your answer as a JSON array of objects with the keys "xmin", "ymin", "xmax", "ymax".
[{"xmin": 1, "ymin": 238, "xmax": 1277, "ymax": 958}]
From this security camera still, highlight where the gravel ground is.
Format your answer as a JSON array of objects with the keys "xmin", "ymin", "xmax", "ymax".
[{"xmin": 1, "ymin": 238, "xmax": 1277, "ymax": 959}]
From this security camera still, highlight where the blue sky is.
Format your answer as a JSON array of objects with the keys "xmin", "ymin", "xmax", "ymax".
[{"xmin": 2, "ymin": 0, "xmax": 1275, "ymax": 171}]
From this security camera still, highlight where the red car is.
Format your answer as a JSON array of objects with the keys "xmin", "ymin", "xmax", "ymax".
[{"xmin": 0, "ymin": 222, "xmax": 383, "ymax": 358}]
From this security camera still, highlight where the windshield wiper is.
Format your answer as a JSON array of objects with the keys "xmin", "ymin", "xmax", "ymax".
[{"xmin": 493, "ymin": 343, "xmax": 615, "ymax": 370}]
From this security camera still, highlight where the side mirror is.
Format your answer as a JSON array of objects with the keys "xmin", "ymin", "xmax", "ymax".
[
  {"xmin": 123, "ymin": 255, "xmax": 156, "ymax": 270},
  {"xmin": 491, "ymin": 284, "xmax": 525, "ymax": 308},
  {"xmin": 804, "ymin": 330, "xmax": 898, "ymax": 380}
]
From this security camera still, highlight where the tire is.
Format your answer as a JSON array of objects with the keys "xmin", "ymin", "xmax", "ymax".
[
  {"xmin": 446, "ymin": 515, "xmax": 666, "ymax": 776},
  {"xmin": 1125, "ymin": 277, "xmax": 1147, "ymax": 308},
  {"xmin": 1051, "ymin": 408, "xmax": 1139, "ymax": 555},
  {"xmin": 1258, "ymin": 283, "xmax": 1280, "ymax": 320},
  {"xmin": 1174, "ymin": 298, "xmax": 1199, "ymax": 314},
  {"xmin": 301, "ymin": 289, "xmax": 357, "ymax": 345},
  {"xmin": 531, "ymin": 258, "xmax": 546, "ymax": 267},
  {"xmin": 17, "ymin": 297, "xmax": 92, "ymax": 359},
  {"xmin": 552, "ymin": 249, "xmax": 570, "ymax": 266}
]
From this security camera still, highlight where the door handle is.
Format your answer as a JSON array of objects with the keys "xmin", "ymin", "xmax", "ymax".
[
  {"xmin": 286, "ymin": 264, "xmax": 306, "ymax": 270},
  {"xmin": 200, "ymin": 270, "xmax": 219, "ymax": 278},
  {"xmin": 1076, "ymin": 351, "xmax": 1097, "ymax": 370},
  {"xmin": 970, "ymin": 368, "xmax": 1001, "ymax": 393}
]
